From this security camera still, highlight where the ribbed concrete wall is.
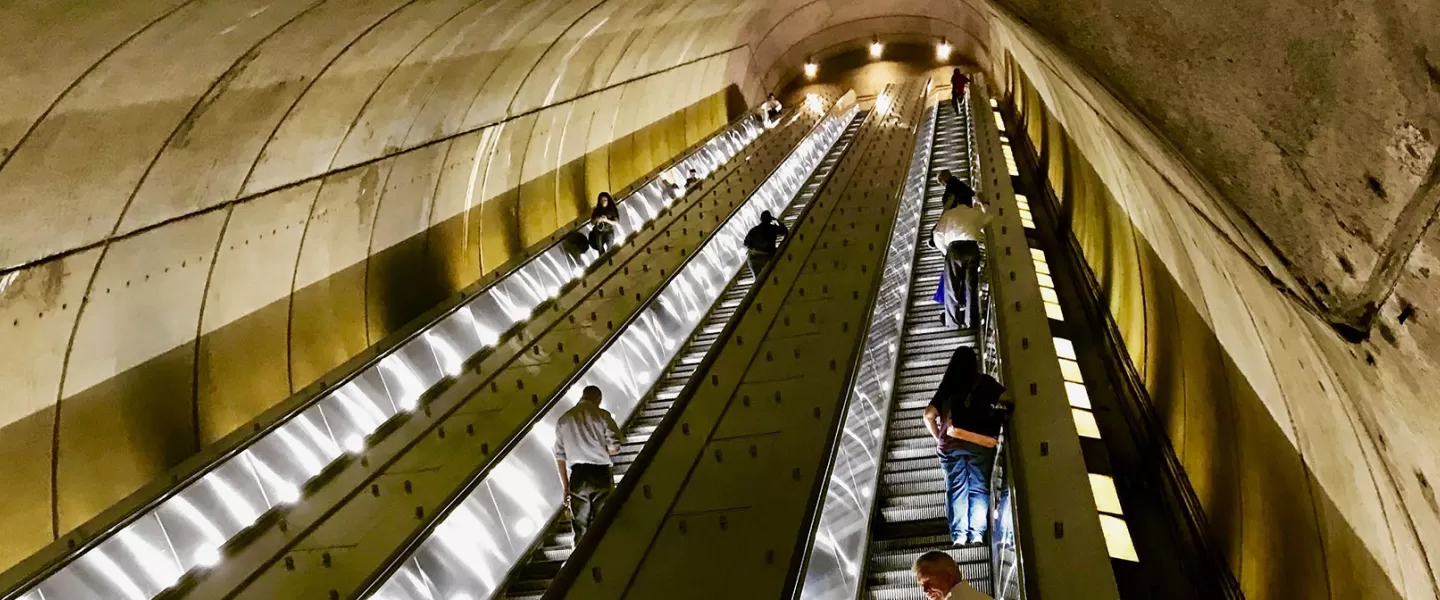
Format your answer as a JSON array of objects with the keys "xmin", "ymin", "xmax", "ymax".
[
  {"xmin": 990, "ymin": 8, "xmax": 1438, "ymax": 599},
  {"xmin": 0, "ymin": 0, "xmax": 988, "ymax": 572}
]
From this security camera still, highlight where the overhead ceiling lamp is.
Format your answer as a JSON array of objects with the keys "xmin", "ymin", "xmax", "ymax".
[
  {"xmin": 804, "ymin": 60, "xmax": 818, "ymax": 79},
  {"xmin": 869, "ymin": 38, "xmax": 884, "ymax": 59},
  {"xmin": 936, "ymin": 39, "xmax": 953, "ymax": 61}
]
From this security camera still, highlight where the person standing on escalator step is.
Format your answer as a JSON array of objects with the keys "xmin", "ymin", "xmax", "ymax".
[
  {"xmin": 553, "ymin": 385, "xmax": 622, "ymax": 542},
  {"xmin": 930, "ymin": 175, "xmax": 990, "ymax": 330},
  {"xmin": 588, "ymin": 192, "xmax": 620, "ymax": 253},
  {"xmin": 743, "ymin": 210, "xmax": 788, "ymax": 279},
  {"xmin": 950, "ymin": 68, "xmax": 969, "ymax": 116},
  {"xmin": 922, "ymin": 346, "xmax": 1007, "ymax": 547}
]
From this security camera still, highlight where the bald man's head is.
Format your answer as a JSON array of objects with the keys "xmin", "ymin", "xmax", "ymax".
[{"xmin": 913, "ymin": 551, "xmax": 962, "ymax": 600}]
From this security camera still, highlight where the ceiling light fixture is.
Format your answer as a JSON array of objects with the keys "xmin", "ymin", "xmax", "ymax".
[
  {"xmin": 937, "ymin": 39, "xmax": 953, "ymax": 61},
  {"xmin": 804, "ymin": 61, "xmax": 818, "ymax": 79},
  {"xmin": 869, "ymin": 39, "xmax": 884, "ymax": 59}
]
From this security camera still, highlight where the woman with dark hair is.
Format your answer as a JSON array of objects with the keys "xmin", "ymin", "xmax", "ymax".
[
  {"xmin": 588, "ymin": 192, "xmax": 620, "ymax": 252},
  {"xmin": 950, "ymin": 68, "xmax": 969, "ymax": 116},
  {"xmin": 922, "ymin": 345, "xmax": 1007, "ymax": 546}
]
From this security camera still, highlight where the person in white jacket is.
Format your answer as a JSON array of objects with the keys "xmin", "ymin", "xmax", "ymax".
[
  {"xmin": 930, "ymin": 177, "xmax": 991, "ymax": 329},
  {"xmin": 913, "ymin": 551, "xmax": 993, "ymax": 600}
]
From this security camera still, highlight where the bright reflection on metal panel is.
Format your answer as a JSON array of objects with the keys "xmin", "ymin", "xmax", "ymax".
[
  {"xmin": 15, "ymin": 113, "xmax": 770, "ymax": 600},
  {"xmin": 374, "ymin": 103, "xmax": 862, "ymax": 600},
  {"xmin": 797, "ymin": 98, "xmax": 934, "ymax": 600}
]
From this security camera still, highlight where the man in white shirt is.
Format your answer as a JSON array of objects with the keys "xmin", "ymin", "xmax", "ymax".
[
  {"xmin": 913, "ymin": 551, "xmax": 994, "ymax": 600},
  {"xmin": 761, "ymin": 93, "xmax": 783, "ymax": 127},
  {"xmin": 553, "ymin": 385, "xmax": 623, "ymax": 540},
  {"xmin": 929, "ymin": 176, "xmax": 991, "ymax": 329}
]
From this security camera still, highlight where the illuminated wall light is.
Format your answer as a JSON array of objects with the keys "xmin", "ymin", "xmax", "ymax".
[
  {"xmin": 869, "ymin": 40, "xmax": 884, "ymax": 59},
  {"xmin": 1088, "ymin": 474, "xmax": 1124, "ymax": 515},
  {"xmin": 1065, "ymin": 381, "xmax": 1092, "ymax": 409},
  {"xmin": 89, "ymin": 549, "xmax": 147, "ymax": 600},
  {"xmin": 936, "ymin": 39, "xmax": 953, "ymax": 61},
  {"xmin": 1099, "ymin": 514, "xmax": 1140, "ymax": 562},
  {"xmin": 193, "ymin": 545, "xmax": 222, "ymax": 568},
  {"xmin": 804, "ymin": 61, "xmax": 818, "ymax": 79},
  {"xmin": 1072, "ymin": 408, "xmax": 1102, "ymax": 439}
]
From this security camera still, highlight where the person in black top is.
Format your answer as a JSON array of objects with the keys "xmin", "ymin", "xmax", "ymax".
[
  {"xmin": 588, "ymin": 192, "xmax": 620, "ymax": 252},
  {"xmin": 685, "ymin": 168, "xmax": 701, "ymax": 193},
  {"xmin": 922, "ymin": 345, "xmax": 1007, "ymax": 546},
  {"xmin": 742, "ymin": 210, "xmax": 788, "ymax": 278},
  {"xmin": 936, "ymin": 170, "xmax": 975, "ymax": 210}
]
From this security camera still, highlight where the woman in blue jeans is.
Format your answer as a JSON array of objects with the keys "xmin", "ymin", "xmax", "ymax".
[{"xmin": 923, "ymin": 346, "xmax": 1006, "ymax": 546}]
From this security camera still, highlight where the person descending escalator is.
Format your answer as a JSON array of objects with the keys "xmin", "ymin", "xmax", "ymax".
[
  {"xmin": 743, "ymin": 210, "xmax": 789, "ymax": 279},
  {"xmin": 685, "ymin": 168, "xmax": 701, "ymax": 193},
  {"xmin": 950, "ymin": 68, "xmax": 969, "ymax": 116},
  {"xmin": 922, "ymin": 346, "xmax": 1007, "ymax": 547},
  {"xmin": 553, "ymin": 385, "xmax": 623, "ymax": 541},
  {"xmin": 913, "ymin": 551, "xmax": 993, "ymax": 600},
  {"xmin": 589, "ymin": 192, "xmax": 621, "ymax": 253},
  {"xmin": 930, "ymin": 174, "xmax": 990, "ymax": 330}
]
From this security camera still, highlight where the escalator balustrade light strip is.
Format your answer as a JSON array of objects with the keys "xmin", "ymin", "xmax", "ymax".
[
  {"xmin": 1014, "ymin": 193, "xmax": 1035, "ymax": 229},
  {"xmin": 11, "ymin": 113, "xmax": 775, "ymax": 600},
  {"xmin": 371, "ymin": 104, "xmax": 863, "ymax": 600},
  {"xmin": 1089, "ymin": 473, "xmax": 1139, "ymax": 563},
  {"xmin": 1028, "ymin": 248, "xmax": 1065, "ymax": 321},
  {"xmin": 794, "ymin": 96, "xmax": 936, "ymax": 600},
  {"xmin": 994, "ymin": 110, "xmax": 1007, "ymax": 132}
]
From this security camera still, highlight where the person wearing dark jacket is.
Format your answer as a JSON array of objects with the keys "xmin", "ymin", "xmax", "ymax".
[
  {"xmin": 588, "ymin": 192, "xmax": 620, "ymax": 252},
  {"xmin": 922, "ymin": 346, "xmax": 1006, "ymax": 546},
  {"xmin": 742, "ymin": 210, "xmax": 788, "ymax": 278}
]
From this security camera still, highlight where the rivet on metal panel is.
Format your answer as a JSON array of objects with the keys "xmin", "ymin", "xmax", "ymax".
[
  {"xmin": 1005, "ymin": 246, "xmax": 1012, "ymax": 256},
  {"xmin": 643, "ymin": 484, "xmax": 653, "ymax": 499},
  {"xmin": 329, "ymin": 591, "xmax": 339, "ymax": 600},
  {"xmin": 591, "ymin": 311, "xmax": 597, "ymax": 321},
  {"xmin": 438, "ymin": 427, "xmax": 446, "ymax": 439},
  {"xmin": 321, "ymin": 552, "xmax": 332, "ymax": 568},
  {"xmin": 1009, "ymin": 271, "xmax": 1016, "ymax": 281},
  {"xmin": 822, "ymin": 241, "xmax": 829, "ymax": 250},
  {"xmin": 679, "ymin": 520, "xmax": 688, "ymax": 534},
  {"xmin": 749, "ymin": 444, "xmax": 758, "ymax": 457},
  {"xmin": 624, "ymin": 266, "xmax": 629, "ymax": 275},
  {"xmin": 766, "ymin": 550, "xmax": 775, "ymax": 564},
  {"xmin": 1030, "ymin": 383, "xmax": 1038, "ymax": 396},
  {"xmin": 743, "ymin": 395, "xmax": 751, "ymax": 407},
  {"xmin": 1040, "ymin": 441, "xmax": 1049, "ymax": 456},
  {"xmin": 683, "ymin": 423, "xmax": 691, "ymax": 435},
  {"xmin": 371, "ymin": 484, "xmax": 380, "ymax": 497},
  {"xmin": 531, "ymin": 393, "xmax": 540, "ymax": 405},
  {"xmin": 607, "ymin": 320, "xmax": 614, "ymax": 330},
  {"xmin": 719, "ymin": 516, "xmax": 729, "ymax": 531},
  {"xmin": 482, "ymin": 443, "xmax": 489, "ymax": 454},
  {"xmin": 766, "ymin": 351, "xmax": 774, "ymax": 362},
  {"xmin": 843, "ymin": 321, "xmax": 849, "ymax": 332},
  {"xmin": 1054, "ymin": 521, "xmax": 1065, "ymax": 539},
  {"xmin": 681, "ymin": 248, "xmax": 687, "ymax": 257},
  {"xmin": 712, "ymin": 374, "xmax": 719, "ymax": 385},
  {"xmin": 775, "ymin": 391, "xmax": 782, "ymax": 403},
  {"xmin": 534, "ymin": 346, "xmax": 541, "ymax": 355},
  {"xmin": 792, "ymin": 467, "xmax": 802, "ymax": 481},
  {"xmin": 1002, "ymin": 225, "xmax": 1008, "ymax": 235},
  {"xmin": 361, "ymin": 456, "xmax": 370, "ymax": 468},
  {"xmin": 757, "ymin": 302, "xmax": 764, "ymax": 312},
  {"xmin": 619, "ymin": 286, "xmax": 625, "ymax": 296},
  {"xmin": 558, "ymin": 342, "xmax": 564, "ymax": 352},
  {"xmin": 799, "ymin": 287, "xmax": 805, "ymax": 297},
  {"xmin": 1014, "ymin": 301, "xmax": 1022, "ymax": 312},
  {"xmin": 592, "ymin": 567, "xmax": 604, "ymax": 583},
  {"xmin": 279, "ymin": 519, "xmax": 288, "ymax": 533},
  {"xmin": 466, "ymin": 424, "xmax": 475, "ymax": 436},
  {"xmin": 661, "ymin": 268, "xmax": 666, "ymax": 277},
  {"xmin": 813, "ymin": 407, "xmax": 822, "ymax": 419},
  {"xmin": 829, "ymin": 358, "xmax": 837, "ymax": 371},
  {"xmin": 285, "ymin": 556, "xmax": 295, "ymax": 571},
  {"xmin": 635, "ymin": 292, "xmax": 641, "ymax": 301},
  {"xmin": 517, "ymin": 379, "xmax": 525, "ymax": 390},
  {"xmin": 809, "ymin": 313, "xmax": 817, "ymax": 324},
  {"xmin": 715, "ymin": 449, "xmax": 723, "ymax": 462},
  {"xmin": 852, "ymin": 290, "xmax": 859, "ymax": 300},
  {"xmin": 1022, "ymin": 337, "xmax": 1029, "ymax": 349},
  {"xmin": 415, "ymin": 506, "xmax": 424, "ymax": 519},
  {"xmin": 404, "ymin": 480, "xmax": 413, "ymax": 494}
]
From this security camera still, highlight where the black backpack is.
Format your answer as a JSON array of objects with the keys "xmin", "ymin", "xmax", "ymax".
[
  {"xmin": 744, "ymin": 225, "xmax": 769, "ymax": 252},
  {"xmin": 950, "ymin": 374, "xmax": 1007, "ymax": 438}
]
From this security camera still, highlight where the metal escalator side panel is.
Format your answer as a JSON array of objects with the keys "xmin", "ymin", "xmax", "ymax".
[{"xmin": 794, "ymin": 93, "xmax": 940, "ymax": 600}]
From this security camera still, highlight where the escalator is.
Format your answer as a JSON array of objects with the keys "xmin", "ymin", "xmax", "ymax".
[
  {"xmin": 499, "ymin": 112, "xmax": 869, "ymax": 600},
  {"xmin": 859, "ymin": 100, "xmax": 995, "ymax": 599}
]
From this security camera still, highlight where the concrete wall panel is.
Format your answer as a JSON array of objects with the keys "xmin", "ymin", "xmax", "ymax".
[
  {"xmin": 425, "ymin": 131, "xmax": 490, "ymax": 292},
  {"xmin": 467, "ymin": 0, "xmax": 593, "ymax": 128},
  {"xmin": 289, "ymin": 161, "xmax": 393, "ymax": 386},
  {"xmin": 196, "ymin": 182, "xmax": 317, "ymax": 443},
  {"xmin": 243, "ymin": 0, "xmax": 479, "ymax": 195},
  {"xmin": 366, "ymin": 144, "xmax": 450, "ymax": 341},
  {"xmin": 120, "ymin": 0, "xmax": 412, "ymax": 236},
  {"xmin": 0, "ymin": 0, "xmax": 314, "ymax": 268},
  {"xmin": 57, "ymin": 210, "xmax": 226, "ymax": 530}
]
